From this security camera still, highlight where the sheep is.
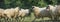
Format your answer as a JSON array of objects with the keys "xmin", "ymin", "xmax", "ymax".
[
  {"xmin": 32, "ymin": 6, "xmax": 52, "ymax": 21},
  {"xmin": 18, "ymin": 9, "xmax": 30, "ymax": 22},
  {"xmin": 55, "ymin": 5, "xmax": 60, "ymax": 19},
  {"xmin": 18, "ymin": 9, "xmax": 30, "ymax": 17},
  {"xmin": 4, "ymin": 8, "xmax": 15, "ymax": 19},
  {"xmin": 14, "ymin": 7, "xmax": 19, "ymax": 18},
  {"xmin": 32, "ymin": 6, "xmax": 41, "ymax": 18},
  {"xmin": 46, "ymin": 5, "xmax": 58, "ymax": 20},
  {"xmin": 18, "ymin": 9, "xmax": 25, "ymax": 17},
  {"xmin": 4, "ymin": 7, "xmax": 19, "ymax": 19},
  {"xmin": 0, "ymin": 9, "xmax": 5, "ymax": 18}
]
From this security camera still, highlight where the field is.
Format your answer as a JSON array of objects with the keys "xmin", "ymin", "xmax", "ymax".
[{"xmin": 0, "ymin": 13, "xmax": 60, "ymax": 22}]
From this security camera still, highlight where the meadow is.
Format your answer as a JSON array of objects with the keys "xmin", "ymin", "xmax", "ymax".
[{"xmin": 0, "ymin": 12, "xmax": 60, "ymax": 22}]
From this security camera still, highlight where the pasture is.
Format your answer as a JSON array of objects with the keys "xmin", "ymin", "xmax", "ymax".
[
  {"xmin": 0, "ymin": 0, "xmax": 59, "ymax": 22},
  {"xmin": 0, "ymin": 12, "xmax": 60, "ymax": 22}
]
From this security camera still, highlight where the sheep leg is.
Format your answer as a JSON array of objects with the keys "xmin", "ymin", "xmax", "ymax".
[
  {"xmin": 21, "ymin": 17, "xmax": 23, "ymax": 22},
  {"xmin": 41, "ymin": 16, "xmax": 44, "ymax": 21},
  {"xmin": 57, "ymin": 16, "xmax": 59, "ymax": 20},
  {"xmin": 51, "ymin": 15, "xmax": 54, "ymax": 20},
  {"xmin": 49, "ymin": 16, "xmax": 52, "ymax": 20},
  {"xmin": 22, "ymin": 17, "xmax": 25, "ymax": 22},
  {"xmin": 54, "ymin": 16, "xmax": 59, "ymax": 20},
  {"xmin": 14, "ymin": 15, "xmax": 17, "ymax": 19},
  {"xmin": 20, "ymin": 17, "xmax": 25, "ymax": 22},
  {"xmin": 32, "ymin": 17, "xmax": 36, "ymax": 22},
  {"xmin": 13, "ymin": 13, "xmax": 16, "ymax": 19},
  {"xmin": 7, "ymin": 15, "xmax": 11, "ymax": 19}
]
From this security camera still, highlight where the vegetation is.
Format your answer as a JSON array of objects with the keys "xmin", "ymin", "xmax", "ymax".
[
  {"xmin": 0, "ymin": 0, "xmax": 58, "ymax": 9},
  {"xmin": 0, "ymin": 0, "xmax": 59, "ymax": 22}
]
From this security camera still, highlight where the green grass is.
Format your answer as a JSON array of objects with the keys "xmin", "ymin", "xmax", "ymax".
[{"xmin": 0, "ymin": 13, "xmax": 60, "ymax": 22}]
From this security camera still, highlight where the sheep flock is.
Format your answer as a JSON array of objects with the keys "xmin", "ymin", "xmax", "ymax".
[{"xmin": 0, "ymin": 5, "xmax": 60, "ymax": 22}]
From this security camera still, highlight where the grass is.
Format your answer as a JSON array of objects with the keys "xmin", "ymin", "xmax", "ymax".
[{"xmin": 0, "ymin": 13, "xmax": 60, "ymax": 22}]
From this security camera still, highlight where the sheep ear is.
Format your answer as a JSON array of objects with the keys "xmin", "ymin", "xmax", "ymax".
[
  {"xmin": 32, "ymin": 6, "xmax": 34, "ymax": 9},
  {"xmin": 46, "ymin": 6, "xmax": 50, "ymax": 9},
  {"xmin": 46, "ymin": 6, "xmax": 50, "ymax": 11}
]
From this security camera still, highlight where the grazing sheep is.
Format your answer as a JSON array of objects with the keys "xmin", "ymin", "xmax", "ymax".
[{"xmin": 32, "ymin": 6, "xmax": 52, "ymax": 21}]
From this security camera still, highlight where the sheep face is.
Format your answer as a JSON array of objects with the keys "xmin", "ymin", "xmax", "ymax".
[
  {"xmin": 32, "ymin": 6, "xmax": 40, "ymax": 11},
  {"xmin": 15, "ymin": 7, "xmax": 19, "ymax": 12}
]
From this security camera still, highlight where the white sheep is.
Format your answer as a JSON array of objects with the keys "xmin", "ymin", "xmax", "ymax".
[
  {"xmin": 32, "ymin": 6, "xmax": 52, "ymax": 21},
  {"xmin": 0, "ymin": 9, "xmax": 5, "ymax": 18},
  {"xmin": 18, "ymin": 9, "xmax": 30, "ymax": 22},
  {"xmin": 55, "ymin": 5, "xmax": 60, "ymax": 19},
  {"xmin": 4, "ymin": 7, "xmax": 19, "ymax": 19},
  {"xmin": 18, "ymin": 9, "xmax": 25, "ymax": 17},
  {"xmin": 18, "ymin": 9, "xmax": 30, "ymax": 17},
  {"xmin": 47, "ymin": 5, "xmax": 58, "ymax": 20},
  {"xmin": 14, "ymin": 7, "xmax": 19, "ymax": 18},
  {"xmin": 4, "ymin": 8, "xmax": 15, "ymax": 18}
]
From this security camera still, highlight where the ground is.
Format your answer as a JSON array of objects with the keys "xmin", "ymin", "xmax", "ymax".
[{"xmin": 0, "ymin": 13, "xmax": 60, "ymax": 22}]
